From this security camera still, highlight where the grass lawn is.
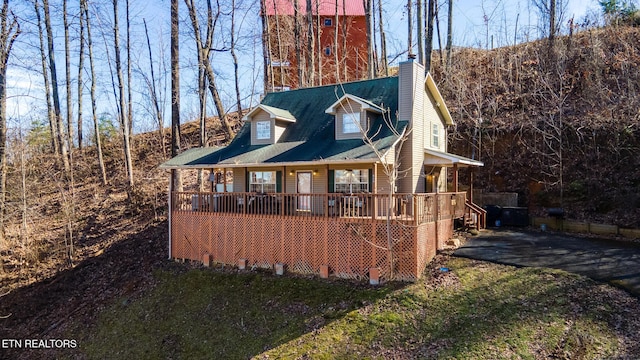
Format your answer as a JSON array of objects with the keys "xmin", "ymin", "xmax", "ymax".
[{"xmin": 69, "ymin": 256, "xmax": 640, "ymax": 359}]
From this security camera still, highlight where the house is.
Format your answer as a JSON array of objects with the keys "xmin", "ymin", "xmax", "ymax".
[
  {"xmin": 161, "ymin": 58, "xmax": 484, "ymax": 282},
  {"xmin": 262, "ymin": 0, "xmax": 368, "ymax": 91}
]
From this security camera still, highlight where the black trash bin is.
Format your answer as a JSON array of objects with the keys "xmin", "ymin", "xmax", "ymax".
[
  {"xmin": 483, "ymin": 205, "xmax": 502, "ymax": 227},
  {"xmin": 500, "ymin": 207, "xmax": 529, "ymax": 227}
]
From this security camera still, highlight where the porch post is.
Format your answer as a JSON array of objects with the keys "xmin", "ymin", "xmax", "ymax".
[
  {"xmin": 372, "ymin": 163, "xmax": 378, "ymax": 220},
  {"xmin": 223, "ymin": 168, "xmax": 227, "ymax": 192},
  {"xmin": 282, "ymin": 166, "xmax": 286, "ymax": 216},
  {"xmin": 469, "ymin": 169, "xmax": 474, "ymax": 203},
  {"xmin": 325, "ymin": 164, "xmax": 330, "ymax": 218},
  {"xmin": 453, "ymin": 164, "xmax": 459, "ymax": 192}
]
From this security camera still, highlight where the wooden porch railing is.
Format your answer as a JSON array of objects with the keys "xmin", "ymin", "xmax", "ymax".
[
  {"xmin": 465, "ymin": 200, "xmax": 487, "ymax": 229},
  {"xmin": 171, "ymin": 191, "xmax": 467, "ymax": 225}
]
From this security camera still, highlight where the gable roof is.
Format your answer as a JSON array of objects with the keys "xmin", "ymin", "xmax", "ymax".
[
  {"xmin": 325, "ymin": 93, "xmax": 385, "ymax": 115},
  {"xmin": 159, "ymin": 77, "xmax": 404, "ymax": 169},
  {"xmin": 263, "ymin": 0, "xmax": 365, "ymax": 16},
  {"xmin": 242, "ymin": 104, "xmax": 297, "ymax": 123}
]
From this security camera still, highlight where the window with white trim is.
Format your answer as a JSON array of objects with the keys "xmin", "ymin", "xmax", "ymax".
[
  {"xmin": 249, "ymin": 171, "xmax": 276, "ymax": 193},
  {"xmin": 335, "ymin": 169, "xmax": 368, "ymax": 193},
  {"xmin": 432, "ymin": 123, "xmax": 439, "ymax": 148},
  {"xmin": 342, "ymin": 112, "xmax": 361, "ymax": 134},
  {"xmin": 324, "ymin": 18, "xmax": 332, "ymax": 26},
  {"xmin": 256, "ymin": 121, "xmax": 271, "ymax": 140}
]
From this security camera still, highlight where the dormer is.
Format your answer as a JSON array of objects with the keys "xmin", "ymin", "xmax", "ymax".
[
  {"xmin": 242, "ymin": 104, "xmax": 296, "ymax": 145},
  {"xmin": 325, "ymin": 94, "xmax": 384, "ymax": 140}
]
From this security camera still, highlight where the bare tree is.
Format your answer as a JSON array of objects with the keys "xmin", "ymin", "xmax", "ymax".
[
  {"xmin": 171, "ymin": 0, "xmax": 180, "ymax": 157},
  {"xmin": 0, "ymin": 0, "xmax": 19, "ymax": 241},
  {"xmin": 113, "ymin": 0, "xmax": 135, "ymax": 191},
  {"xmin": 364, "ymin": 0, "xmax": 374, "ymax": 78},
  {"xmin": 82, "ymin": 0, "xmax": 107, "ymax": 185},
  {"xmin": 77, "ymin": 0, "xmax": 85, "ymax": 150},
  {"xmin": 378, "ymin": 0, "xmax": 388, "ymax": 76},
  {"xmin": 42, "ymin": 0, "xmax": 70, "ymax": 174},
  {"xmin": 63, "ymin": 0, "xmax": 73, "ymax": 153},
  {"xmin": 425, "ymin": 0, "xmax": 434, "ymax": 71},
  {"xmin": 417, "ymin": 0, "xmax": 423, "ymax": 64},
  {"xmin": 230, "ymin": 0, "xmax": 242, "ymax": 113},
  {"xmin": 407, "ymin": 0, "xmax": 413, "ymax": 55},
  {"xmin": 446, "ymin": 0, "xmax": 453, "ymax": 69},
  {"xmin": 184, "ymin": 0, "xmax": 234, "ymax": 142},
  {"xmin": 143, "ymin": 19, "xmax": 166, "ymax": 158},
  {"xmin": 33, "ymin": 0, "xmax": 58, "ymax": 155},
  {"xmin": 305, "ymin": 0, "xmax": 315, "ymax": 86}
]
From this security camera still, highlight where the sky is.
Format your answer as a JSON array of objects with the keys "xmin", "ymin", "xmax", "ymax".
[{"xmin": 5, "ymin": 0, "xmax": 601, "ymax": 135}]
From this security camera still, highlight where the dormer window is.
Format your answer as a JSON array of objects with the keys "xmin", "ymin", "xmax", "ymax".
[
  {"xmin": 242, "ymin": 104, "xmax": 296, "ymax": 145},
  {"xmin": 342, "ymin": 112, "xmax": 361, "ymax": 134},
  {"xmin": 256, "ymin": 121, "xmax": 271, "ymax": 140},
  {"xmin": 325, "ymin": 94, "xmax": 384, "ymax": 140}
]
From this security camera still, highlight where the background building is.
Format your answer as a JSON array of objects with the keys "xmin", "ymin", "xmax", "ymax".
[{"xmin": 262, "ymin": 0, "xmax": 369, "ymax": 91}]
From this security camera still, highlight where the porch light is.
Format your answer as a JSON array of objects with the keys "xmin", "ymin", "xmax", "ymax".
[
  {"xmin": 313, "ymin": 170, "xmax": 318, "ymax": 175},
  {"xmin": 289, "ymin": 170, "xmax": 294, "ymax": 175}
]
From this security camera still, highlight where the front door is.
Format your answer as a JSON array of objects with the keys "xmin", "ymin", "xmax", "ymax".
[{"xmin": 297, "ymin": 171, "xmax": 312, "ymax": 211}]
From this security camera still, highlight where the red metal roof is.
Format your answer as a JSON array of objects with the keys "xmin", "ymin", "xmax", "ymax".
[{"xmin": 263, "ymin": 0, "xmax": 365, "ymax": 16}]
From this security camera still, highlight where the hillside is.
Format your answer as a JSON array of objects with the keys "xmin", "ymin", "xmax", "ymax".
[
  {"xmin": 0, "ymin": 24, "xmax": 639, "ymax": 359},
  {"xmin": 435, "ymin": 26, "xmax": 640, "ymax": 227}
]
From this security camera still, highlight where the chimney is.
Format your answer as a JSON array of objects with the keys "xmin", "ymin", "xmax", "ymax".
[{"xmin": 397, "ymin": 57, "xmax": 426, "ymax": 194}]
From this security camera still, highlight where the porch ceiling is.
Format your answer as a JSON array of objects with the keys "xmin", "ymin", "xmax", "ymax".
[{"xmin": 424, "ymin": 149, "xmax": 484, "ymax": 167}]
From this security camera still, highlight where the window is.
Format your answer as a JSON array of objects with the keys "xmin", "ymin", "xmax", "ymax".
[
  {"xmin": 335, "ymin": 169, "xmax": 368, "ymax": 193},
  {"xmin": 432, "ymin": 123, "xmax": 439, "ymax": 148},
  {"xmin": 342, "ymin": 112, "xmax": 361, "ymax": 134},
  {"xmin": 323, "ymin": 18, "xmax": 332, "ymax": 26},
  {"xmin": 256, "ymin": 121, "xmax": 271, "ymax": 140},
  {"xmin": 324, "ymin": 46, "xmax": 331, "ymax": 56},
  {"xmin": 249, "ymin": 171, "xmax": 276, "ymax": 193}
]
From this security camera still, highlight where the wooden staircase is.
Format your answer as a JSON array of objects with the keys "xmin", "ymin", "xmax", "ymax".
[{"xmin": 464, "ymin": 200, "xmax": 487, "ymax": 230}]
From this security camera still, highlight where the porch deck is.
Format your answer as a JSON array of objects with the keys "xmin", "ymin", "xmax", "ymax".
[{"xmin": 169, "ymin": 191, "xmax": 479, "ymax": 282}]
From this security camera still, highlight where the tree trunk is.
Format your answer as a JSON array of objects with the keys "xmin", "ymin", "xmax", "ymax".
[
  {"xmin": 171, "ymin": 0, "xmax": 181, "ymax": 160},
  {"xmin": 378, "ymin": 0, "xmax": 388, "ymax": 76},
  {"xmin": 230, "ymin": 0, "xmax": 242, "ymax": 114},
  {"xmin": 113, "ymin": 0, "xmax": 135, "ymax": 191},
  {"xmin": 446, "ymin": 0, "xmax": 453, "ymax": 70},
  {"xmin": 417, "ymin": 0, "xmax": 423, "ymax": 64},
  {"xmin": 316, "ymin": 1, "xmax": 322, "ymax": 85},
  {"xmin": 305, "ymin": 0, "xmax": 314, "ymax": 86},
  {"xmin": 34, "ymin": 0, "xmax": 58, "ymax": 155},
  {"xmin": 63, "ymin": 0, "xmax": 74, "ymax": 153},
  {"xmin": 0, "ymin": 0, "xmax": 19, "ymax": 242},
  {"xmin": 43, "ymin": 0, "xmax": 70, "ymax": 174},
  {"xmin": 143, "ymin": 19, "xmax": 166, "ymax": 159},
  {"xmin": 77, "ymin": 0, "xmax": 85, "ymax": 150},
  {"xmin": 425, "ymin": 0, "xmax": 434, "ymax": 72},
  {"xmin": 126, "ymin": 0, "xmax": 133, "ymax": 140},
  {"xmin": 407, "ymin": 0, "xmax": 412, "ymax": 55},
  {"xmin": 549, "ymin": 0, "xmax": 556, "ymax": 45},
  {"xmin": 82, "ymin": 0, "xmax": 107, "ymax": 185},
  {"xmin": 334, "ymin": 0, "xmax": 339, "ymax": 82},
  {"xmin": 364, "ymin": 0, "xmax": 374, "ymax": 79}
]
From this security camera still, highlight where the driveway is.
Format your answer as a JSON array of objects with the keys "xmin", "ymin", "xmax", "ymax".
[{"xmin": 454, "ymin": 228, "xmax": 640, "ymax": 296}]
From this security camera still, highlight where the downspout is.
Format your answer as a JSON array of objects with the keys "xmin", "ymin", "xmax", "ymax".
[{"xmin": 168, "ymin": 170, "xmax": 173, "ymax": 260}]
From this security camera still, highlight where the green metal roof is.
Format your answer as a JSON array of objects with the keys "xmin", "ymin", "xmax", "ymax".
[{"xmin": 160, "ymin": 76, "xmax": 404, "ymax": 169}]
